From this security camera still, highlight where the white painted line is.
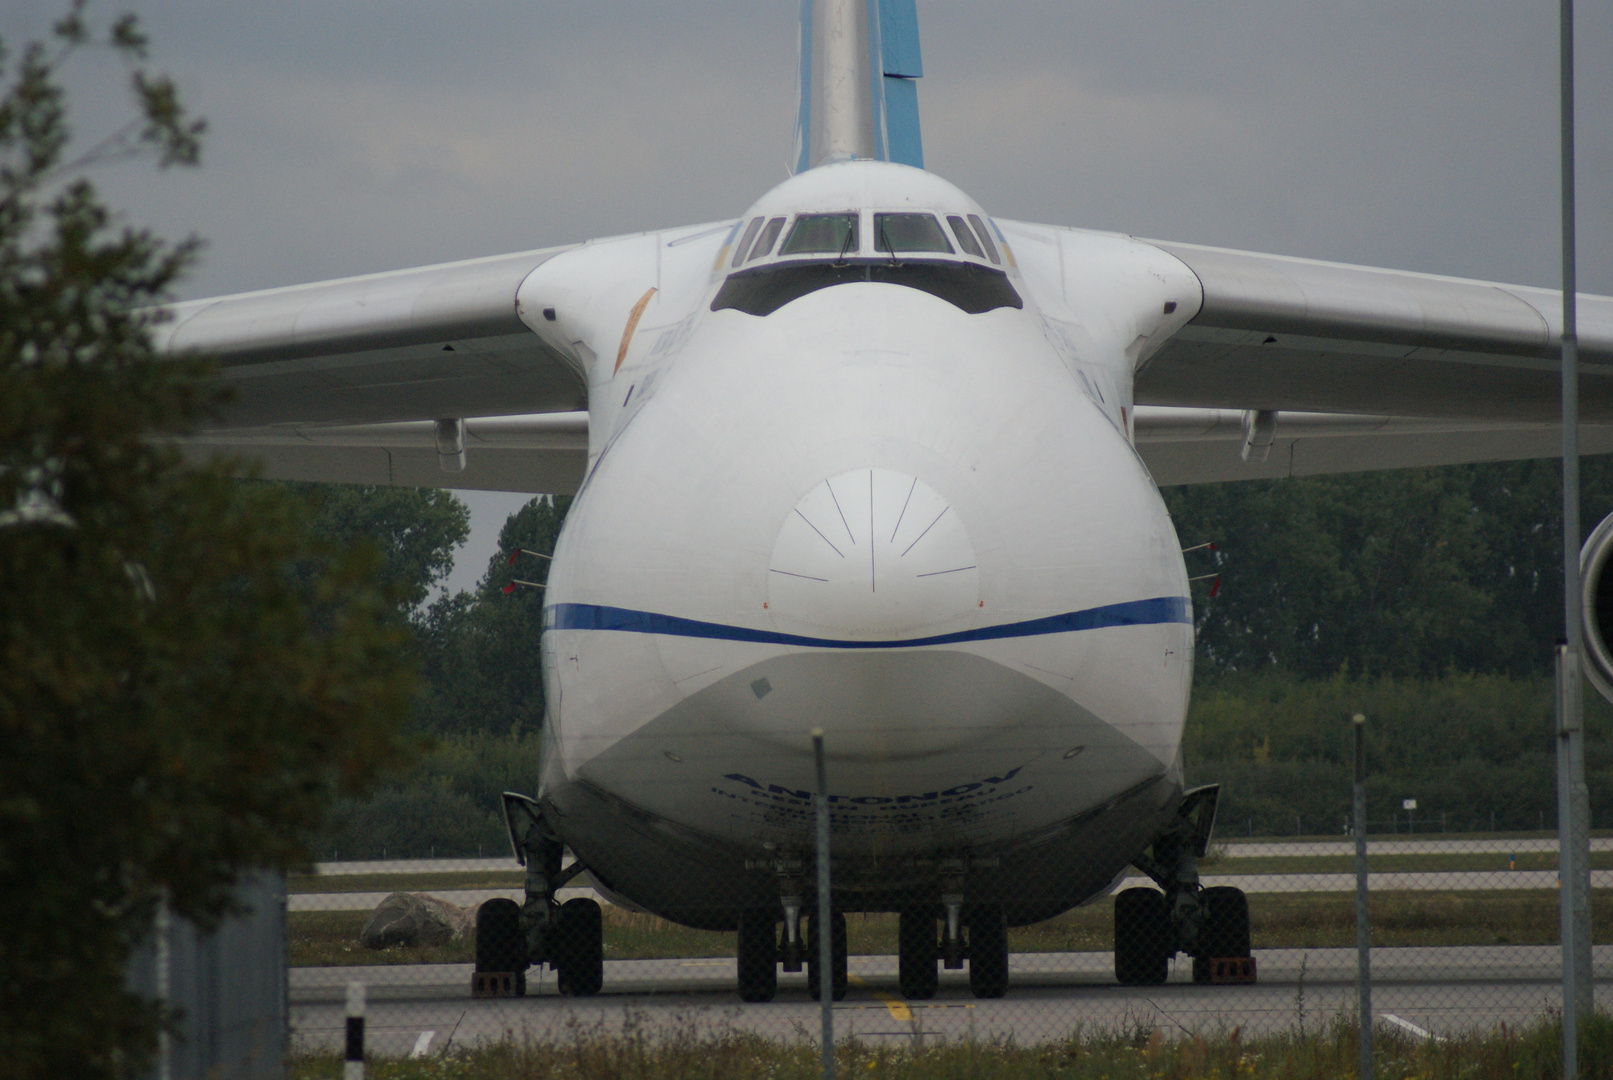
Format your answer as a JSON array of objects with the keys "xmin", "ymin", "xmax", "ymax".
[
  {"xmin": 1380, "ymin": 1013, "xmax": 1442, "ymax": 1042},
  {"xmin": 409, "ymin": 1030, "xmax": 435, "ymax": 1058}
]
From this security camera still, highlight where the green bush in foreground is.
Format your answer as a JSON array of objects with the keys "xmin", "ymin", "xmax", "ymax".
[{"xmin": 290, "ymin": 1011, "xmax": 1613, "ymax": 1080}]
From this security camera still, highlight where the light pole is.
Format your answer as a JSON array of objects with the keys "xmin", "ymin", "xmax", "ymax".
[{"xmin": 1556, "ymin": 2, "xmax": 1593, "ymax": 1076}]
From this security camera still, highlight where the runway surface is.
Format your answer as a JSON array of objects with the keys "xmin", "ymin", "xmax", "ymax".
[
  {"xmin": 290, "ymin": 869, "xmax": 1613, "ymax": 912},
  {"xmin": 290, "ymin": 946, "xmax": 1613, "ymax": 1056}
]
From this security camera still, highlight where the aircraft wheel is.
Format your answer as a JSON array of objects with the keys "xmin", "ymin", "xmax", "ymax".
[
  {"xmin": 736, "ymin": 909, "xmax": 778, "ymax": 1003},
  {"xmin": 897, "ymin": 908, "xmax": 939, "ymax": 999},
  {"xmin": 806, "ymin": 909, "xmax": 848, "ymax": 1001},
  {"xmin": 474, "ymin": 897, "xmax": 527, "ymax": 996},
  {"xmin": 1114, "ymin": 888, "xmax": 1170, "ymax": 986},
  {"xmin": 1192, "ymin": 886, "xmax": 1251, "ymax": 984},
  {"xmin": 553, "ymin": 897, "xmax": 604, "ymax": 996},
  {"xmin": 967, "ymin": 905, "xmax": 1009, "ymax": 999}
]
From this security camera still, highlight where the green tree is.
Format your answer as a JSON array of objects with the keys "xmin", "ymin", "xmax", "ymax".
[
  {"xmin": 414, "ymin": 495, "xmax": 569, "ymax": 735},
  {"xmin": 274, "ymin": 481, "xmax": 470, "ymax": 615},
  {"xmin": 320, "ymin": 496, "xmax": 567, "ymax": 859},
  {"xmin": 0, "ymin": 9, "xmax": 416, "ymax": 1077},
  {"xmin": 1165, "ymin": 457, "xmax": 1613, "ymax": 679}
]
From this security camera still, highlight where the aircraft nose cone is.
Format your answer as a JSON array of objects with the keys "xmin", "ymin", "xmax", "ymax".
[{"xmin": 767, "ymin": 468, "xmax": 979, "ymax": 636}]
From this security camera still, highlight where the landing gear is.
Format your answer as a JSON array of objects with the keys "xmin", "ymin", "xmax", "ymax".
[
  {"xmin": 737, "ymin": 909, "xmax": 779, "ymax": 1002},
  {"xmin": 501, "ymin": 792, "xmax": 602, "ymax": 996},
  {"xmin": 1114, "ymin": 887, "xmax": 1170, "ymax": 985},
  {"xmin": 474, "ymin": 897, "xmax": 528, "ymax": 995},
  {"xmin": 553, "ymin": 897, "xmax": 604, "ymax": 996},
  {"xmin": 806, "ymin": 909, "xmax": 848, "ymax": 1001},
  {"xmin": 897, "ymin": 908, "xmax": 938, "ymax": 999},
  {"xmin": 967, "ymin": 905, "xmax": 1009, "ymax": 998},
  {"xmin": 1115, "ymin": 785, "xmax": 1254, "ymax": 988},
  {"xmin": 1192, "ymin": 886, "xmax": 1251, "ymax": 983}
]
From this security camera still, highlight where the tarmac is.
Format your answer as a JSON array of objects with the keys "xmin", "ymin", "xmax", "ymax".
[{"xmin": 290, "ymin": 946, "xmax": 1613, "ymax": 1056}]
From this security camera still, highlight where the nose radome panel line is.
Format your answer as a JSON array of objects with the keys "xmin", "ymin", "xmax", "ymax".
[
  {"xmin": 793, "ymin": 508, "xmax": 846, "ymax": 558},
  {"xmin": 901, "ymin": 506, "xmax": 948, "ymax": 559},
  {"xmin": 890, "ymin": 476, "xmax": 918, "ymax": 543},
  {"xmin": 825, "ymin": 477, "xmax": 856, "ymax": 546},
  {"xmin": 768, "ymin": 468, "xmax": 980, "ymax": 635}
]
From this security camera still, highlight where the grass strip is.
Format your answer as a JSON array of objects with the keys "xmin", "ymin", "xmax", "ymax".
[
  {"xmin": 291, "ymin": 891, "xmax": 1613, "ymax": 967},
  {"xmin": 285, "ymin": 853, "xmax": 1613, "ymax": 895},
  {"xmin": 1202, "ymin": 851, "xmax": 1613, "ymax": 875},
  {"xmin": 288, "ymin": 871, "xmax": 525, "ymax": 894},
  {"xmin": 287, "ymin": 1010, "xmax": 1613, "ymax": 1079}
]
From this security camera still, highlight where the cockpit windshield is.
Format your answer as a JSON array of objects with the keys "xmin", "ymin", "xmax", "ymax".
[
  {"xmin": 779, "ymin": 213, "xmax": 859, "ymax": 256},
  {"xmin": 747, "ymin": 217, "xmax": 786, "ymax": 263},
  {"xmin": 875, "ymin": 213, "xmax": 953, "ymax": 254},
  {"xmin": 713, "ymin": 203, "xmax": 1020, "ymax": 317}
]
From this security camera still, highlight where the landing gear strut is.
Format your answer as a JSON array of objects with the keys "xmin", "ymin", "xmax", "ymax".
[
  {"xmin": 737, "ymin": 909, "xmax": 778, "ymax": 1002},
  {"xmin": 897, "ymin": 908, "xmax": 938, "ymax": 999},
  {"xmin": 496, "ymin": 792, "xmax": 604, "ymax": 996},
  {"xmin": 1114, "ymin": 785, "xmax": 1252, "ymax": 986}
]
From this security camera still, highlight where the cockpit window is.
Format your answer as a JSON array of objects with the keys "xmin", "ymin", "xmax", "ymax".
[
  {"xmin": 747, "ymin": 217, "xmax": 787, "ymax": 262},
  {"xmin": 731, "ymin": 217, "xmax": 764, "ymax": 267},
  {"xmin": 875, "ymin": 213, "xmax": 953, "ymax": 254},
  {"xmin": 779, "ymin": 213, "xmax": 859, "ymax": 256},
  {"xmin": 946, "ymin": 215, "xmax": 984, "ymax": 258},
  {"xmin": 967, "ymin": 215, "xmax": 1001, "ymax": 264},
  {"xmin": 712, "ymin": 259, "xmax": 1022, "ymax": 317}
]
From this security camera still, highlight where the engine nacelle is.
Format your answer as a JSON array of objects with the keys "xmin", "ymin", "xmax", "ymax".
[{"xmin": 1581, "ymin": 510, "xmax": 1613, "ymax": 703}]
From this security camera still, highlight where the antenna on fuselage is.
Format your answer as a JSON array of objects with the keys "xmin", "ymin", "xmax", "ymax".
[{"xmin": 500, "ymin": 547, "xmax": 552, "ymax": 593}]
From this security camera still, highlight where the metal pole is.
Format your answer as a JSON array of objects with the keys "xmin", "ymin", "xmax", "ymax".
[
  {"xmin": 1353, "ymin": 714, "xmax": 1372, "ymax": 1080},
  {"xmin": 1558, "ymin": 0, "xmax": 1592, "ymax": 1073},
  {"xmin": 813, "ymin": 729, "xmax": 834, "ymax": 1080}
]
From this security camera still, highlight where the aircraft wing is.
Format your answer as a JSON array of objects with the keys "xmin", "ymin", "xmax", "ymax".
[
  {"xmin": 152, "ymin": 245, "xmax": 586, "ymax": 428},
  {"xmin": 1135, "ymin": 239, "xmax": 1613, "ymax": 422},
  {"xmin": 176, "ymin": 404, "xmax": 1613, "ymax": 495},
  {"xmin": 1134, "ymin": 408, "xmax": 1613, "ymax": 486},
  {"xmin": 175, "ymin": 412, "xmax": 590, "ymax": 494}
]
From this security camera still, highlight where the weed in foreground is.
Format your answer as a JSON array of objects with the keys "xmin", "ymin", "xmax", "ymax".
[{"xmin": 287, "ymin": 1008, "xmax": 1613, "ymax": 1079}]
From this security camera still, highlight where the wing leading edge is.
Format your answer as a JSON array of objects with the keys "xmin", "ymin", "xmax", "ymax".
[
  {"xmin": 1136, "ymin": 239, "xmax": 1613, "ymax": 422},
  {"xmin": 153, "ymin": 245, "xmax": 585, "ymax": 428}
]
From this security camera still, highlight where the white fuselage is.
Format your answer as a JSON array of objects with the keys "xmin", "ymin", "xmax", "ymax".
[{"xmin": 524, "ymin": 162, "xmax": 1198, "ymax": 926}]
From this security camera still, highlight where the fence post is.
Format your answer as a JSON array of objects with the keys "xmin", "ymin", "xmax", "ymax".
[
  {"xmin": 813, "ymin": 729, "xmax": 834, "ymax": 1080},
  {"xmin": 1556, "ymin": 645, "xmax": 1593, "ymax": 1076},
  {"xmin": 345, "ymin": 982, "xmax": 365, "ymax": 1080},
  {"xmin": 1353, "ymin": 713, "xmax": 1372, "ymax": 1080}
]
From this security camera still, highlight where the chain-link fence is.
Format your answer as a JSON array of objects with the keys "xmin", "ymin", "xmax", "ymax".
[{"xmin": 280, "ymin": 727, "xmax": 1609, "ymax": 1074}]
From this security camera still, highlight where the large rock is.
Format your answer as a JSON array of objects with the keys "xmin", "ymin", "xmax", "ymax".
[{"xmin": 360, "ymin": 892, "xmax": 473, "ymax": 949}]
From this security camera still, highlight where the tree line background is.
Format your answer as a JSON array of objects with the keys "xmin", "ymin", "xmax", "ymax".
[{"xmin": 306, "ymin": 457, "xmax": 1613, "ymax": 858}]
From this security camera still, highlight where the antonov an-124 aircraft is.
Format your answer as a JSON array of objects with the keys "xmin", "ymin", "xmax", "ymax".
[{"xmin": 169, "ymin": 2, "xmax": 1613, "ymax": 1001}]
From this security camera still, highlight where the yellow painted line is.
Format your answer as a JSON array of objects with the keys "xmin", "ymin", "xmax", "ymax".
[{"xmin": 847, "ymin": 974, "xmax": 911, "ymax": 1021}]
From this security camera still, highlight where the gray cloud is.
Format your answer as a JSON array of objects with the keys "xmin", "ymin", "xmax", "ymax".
[
  {"xmin": 7, "ymin": 1, "xmax": 1606, "ymax": 295},
  {"xmin": 4, "ymin": 0, "xmax": 1609, "ymax": 594}
]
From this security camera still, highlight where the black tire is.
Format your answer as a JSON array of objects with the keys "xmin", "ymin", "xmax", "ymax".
[
  {"xmin": 967, "ymin": 905, "xmax": 1009, "ymax": 999},
  {"xmin": 806, "ymin": 909, "xmax": 848, "ymax": 1002},
  {"xmin": 1114, "ymin": 888, "xmax": 1170, "ymax": 986},
  {"xmin": 474, "ymin": 898, "xmax": 527, "ymax": 995},
  {"xmin": 1192, "ymin": 886, "xmax": 1251, "ymax": 984},
  {"xmin": 898, "ymin": 908, "xmax": 939, "ymax": 1000},
  {"xmin": 736, "ymin": 909, "xmax": 778, "ymax": 1003},
  {"xmin": 553, "ymin": 897, "xmax": 604, "ymax": 996}
]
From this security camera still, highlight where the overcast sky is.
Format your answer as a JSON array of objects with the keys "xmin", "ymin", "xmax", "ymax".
[{"xmin": 7, "ymin": 1, "xmax": 1610, "ymax": 594}]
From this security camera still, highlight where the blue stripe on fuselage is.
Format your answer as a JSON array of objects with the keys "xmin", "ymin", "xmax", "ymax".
[{"xmin": 548, "ymin": 596, "xmax": 1190, "ymax": 649}]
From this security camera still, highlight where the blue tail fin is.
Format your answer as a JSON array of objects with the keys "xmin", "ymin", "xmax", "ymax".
[{"xmin": 793, "ymin": 0, "xmax": 924, "ymax": 173}]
